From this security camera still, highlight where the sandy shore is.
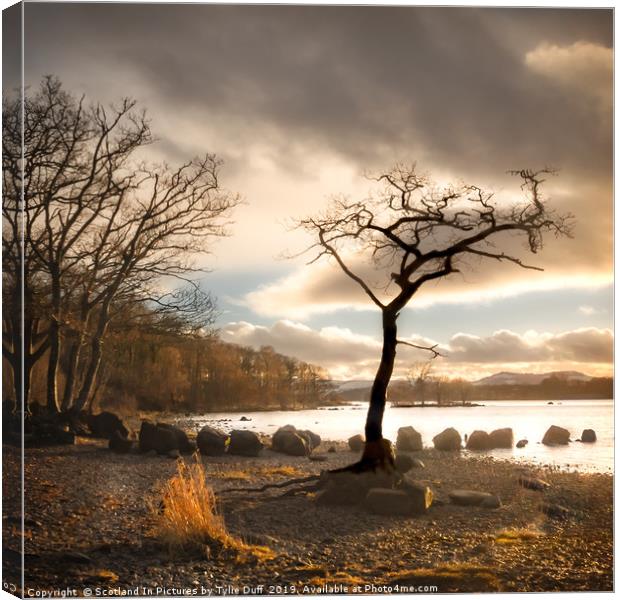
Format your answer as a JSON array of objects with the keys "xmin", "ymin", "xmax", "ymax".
[{"xmin": 2, "ymin": 433, "xmax": 613, "ymax": 595}]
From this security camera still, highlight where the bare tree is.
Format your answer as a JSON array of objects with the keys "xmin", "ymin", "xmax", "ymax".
[
  {"xmin": 299, "ymin": 164, "xmax": 573, "ymax": 471},
  {"xmin": 2, "ymin": 77, "xmax": 238, "ymax": 415},
  {"xmin": 407, "ymin": 361, "xmax": 433, "ymax": 406}
]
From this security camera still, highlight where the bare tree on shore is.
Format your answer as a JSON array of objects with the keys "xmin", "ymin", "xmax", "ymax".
[
  {"xmin": 299, "ymin": 164, "xmax": 573, "ymax": 471},
  {"xmin": 2, "ymin": 77, "xmax": 238, "ymax": 414}
]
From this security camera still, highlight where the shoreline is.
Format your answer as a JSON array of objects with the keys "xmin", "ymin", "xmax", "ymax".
[{"xmin": 2, "ymin": 434, "xmax": 613, "ymax": 594}]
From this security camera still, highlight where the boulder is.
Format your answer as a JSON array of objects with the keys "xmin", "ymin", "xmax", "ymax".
[
  {"xmin": 228, "ymin": 430, "xmax": 263, "ymax": 457},
  {"xmin": 327, "ymin": 446, "xmax": 336, "ymax": 453},
  {"xmin": 156, "ymin": 422, "xmax": 193, "ymax": 454},
  {"xmin": 88, "ymin": 411, "xmax": 129, "ymax": 440},
  {"xmin": 197, "ymin": 425, "xmax": 228, "ymax": 456},
  {"xmin": 63, "ymin": 410, "xmax": 91, "ymax": 436},
  {"xmin": 167, "ymin": 449, "xmax": 181, "ymax": 459},
  {"xmin": 298, "ymin": 429, "xmax": 321, "ymax": 450},
  {"xmin": 581, "ymin": 429, "xmax": 597, "ymax": 443},
  {"xmin": 396, "ymin": 426, "xmax": 423, "ymax": 452},
  {"xmin": 433, "ymin": 427, "xmax": 461, "ymax": 451},
  {"xmin": 108, "ymin": 431, "xmax": 133, "ymax": 453},
  {"xmin": 139, "ymin": 420, "xmax": 178, "ymax": 455},
  {"xmin": 272, "ymin": 426, "xmax": 309, "ymax": 457},
  {"xmin": 466, "ymin": 430, "xmax": 492, "ymax": 451},
  {"xmin": 489, "ymin": 428, "xmax": 513, "ymax": 449},
  {"xmin": 29, "ymin": 422, "xmax": 75, "ymax": 446},
  {"xmin": 398, "ymin": 476, "xmax": 433, "ymax": 514},
  {"xmin": 395, "ymin": 454, "xmax": 424, "ymax": 474},
  {"xmin": 365, "ymin": 489, "xmax": 414, "ymax": 516},
  {"xmin": 516, "ymin": 439, "xmax": 528, "ymax": 448},
  {"xmin": 449, "ymin": 489, "xmax": 501, "ymax": 509},
  {"xmin": 348, "ymin": 434, "xmax": 365, "ymax": 452},
  {"xmin": 542, "ymin": 425, "xmax": 570, "ymax": 446}
]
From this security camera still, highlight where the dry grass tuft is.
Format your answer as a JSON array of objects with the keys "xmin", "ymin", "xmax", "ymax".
[
  {"xmin": 389, "ymin": 563, "xmax": 502, "ymax": 592},
  {"xmin": 211, "ymin": 465, "xmax": 305, "ymax": 480},
  {"xmin": 307, "ymin": 572, "xmax": 366, "ymax": 586},
  {"xmin": 153, "ymin": 458, "xmax": 275, "ymax": 560},
  {"xmin": 495, "ymin": 527, "xmax": 544, "ymax": 545}
]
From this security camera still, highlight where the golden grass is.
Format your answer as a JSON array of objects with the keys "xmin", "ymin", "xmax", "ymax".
[
  {"xmin": 495, "ymin": 527, "xmax": 544, "ymax": 545},
  {"xmin": 308, "ymin": 573, "xmax": 366, "ymax": 587},
  {"xmin": 153, "ymin": 458, "xmax": 275, "ymax": 560},
  {"xmin": 211, "ymin": 465, "xmax": 304, "ymax": 480},
  {"xmin": 389, "ymin": 563, "xmax": 501, "ymax": 592}
]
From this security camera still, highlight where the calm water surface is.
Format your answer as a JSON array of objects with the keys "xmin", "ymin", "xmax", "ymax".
[{"xmin": 187, "ymin": 399, "xmax": 614, "ymax": 473}]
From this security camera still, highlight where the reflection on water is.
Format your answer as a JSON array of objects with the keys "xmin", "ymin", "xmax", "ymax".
[{"xmin": 186, "ymin": 399, "xmax": 613, "ymax": 473}]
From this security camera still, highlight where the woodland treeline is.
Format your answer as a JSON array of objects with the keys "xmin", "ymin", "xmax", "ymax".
[
  {"xmin": 6, "ymin": 305, "xmax": 333, "ymax": 413},
  {"xmin": 339, "ymin": 375, "xmax": 614, "ymax": 405}
]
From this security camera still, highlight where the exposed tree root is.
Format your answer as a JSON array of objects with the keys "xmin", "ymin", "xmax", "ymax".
[
  {"xmin": 222, "ymin": 439, "xmax": 397, "ymax": 496},
  {"xmin": 224, "ymin": 475, "xmax": 320, "ymax": 494}
]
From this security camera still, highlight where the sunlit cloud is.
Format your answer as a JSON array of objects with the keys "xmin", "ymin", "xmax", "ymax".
[
  {"xmin": 221, "ymin": 320, "xmax": 613, "ymax": 380},
  {"xmin": 525, "ymin": 41, "xmax": 612, "ymax": 114},
  {"xmin": 243, "ymin": 256, "xmax": 612, "ymax": 319}
]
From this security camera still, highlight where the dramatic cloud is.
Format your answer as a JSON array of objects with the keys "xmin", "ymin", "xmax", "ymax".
[
  {"xmin": 22, "ymin": 6, "xmax": 612, "ymax": 274},
  {"xmin": 525, "ymin": 41, "xmax": 612, "ymax": 113},
  {"xmin": 244, "ymin": 240, "xmax": 612, "ymax": 319},
  {"xmin": 221, "ymin": 320, "xmax": 613, "ymax": 379}
]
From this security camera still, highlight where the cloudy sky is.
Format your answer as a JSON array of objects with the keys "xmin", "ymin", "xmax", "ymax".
[{"xmin": 18, "ymin": 3, "xmax": 613, "ymax": 380}]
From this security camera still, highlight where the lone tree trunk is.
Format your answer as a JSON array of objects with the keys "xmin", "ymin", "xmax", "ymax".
[{"xmin": 361, "ymin": 310, "xmax": 397, "ymax": 467}]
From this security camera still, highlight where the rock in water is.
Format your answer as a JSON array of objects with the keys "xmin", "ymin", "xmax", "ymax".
[
  {"xmin": 365, "ymin": 489, "xmax": 415, "ymax": 516},
  {"xmin": 542, "ymin": 425, "xmax": 570, "ymax": 446},
  {"xmin": 433, "ymin": 428, "xmax": 462, "ymax": 451},
  {"xmin": 156, "ymin": 422, "xmax": 193, "ymax": 454},
  {"xmin": 272, "ymin": 426, "xmax": 309, "ymax": 457},
  {"xmin": 489, "ymin": 428, "xmax": 513, "ymax": 449},
  {"xmin": 348, "ymin": 434, "xmax": 365, "ymax": 452},
  {"xmin": 197, "ymin": 425, "xmax": 228, "ymax": 456},
  {"xmin": 88, "ymin": 411, "xmax": 129, "ymax": 440},
  {"xmin": 516, "ymin": 439, "xmax": 528, "ymax": 448},
  {"xmin": 228, "ymin": 430, "xmax": 263, "ymax": 456},
  {"xmin": 396, "ymin": 426, "xmax": 423, "ymax": 452},
  {"xmin": 581, "ymin": 429, "xmax": 597, "ymax": 443},
  {"xmin": 466, "ymin": 430, "xmax": 492, "ymax": 451},
  {"xmin": 139, "ymin": 421, "xmax": 177, "ymax": 455},
  {"xmin": 109, "ymin": 431, "xmax": 133, "ymax": 453},
  {"xmin": 449, "ymin": 489, "xmax": 501, "ymax": 509}
]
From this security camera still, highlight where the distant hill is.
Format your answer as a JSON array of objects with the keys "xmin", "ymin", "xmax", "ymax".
[
  {"xmin": 332, "ymin": 380, "xmax": 373, "ymax": 392},
  {"xmin": 473, "ymin": 371, "xmax": 593, "ymax": 387}
]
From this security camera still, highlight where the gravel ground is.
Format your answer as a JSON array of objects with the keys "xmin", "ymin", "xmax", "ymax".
[{"xmin": 2, "ymin": 435, "xmax": 613, "ymax": 596}]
